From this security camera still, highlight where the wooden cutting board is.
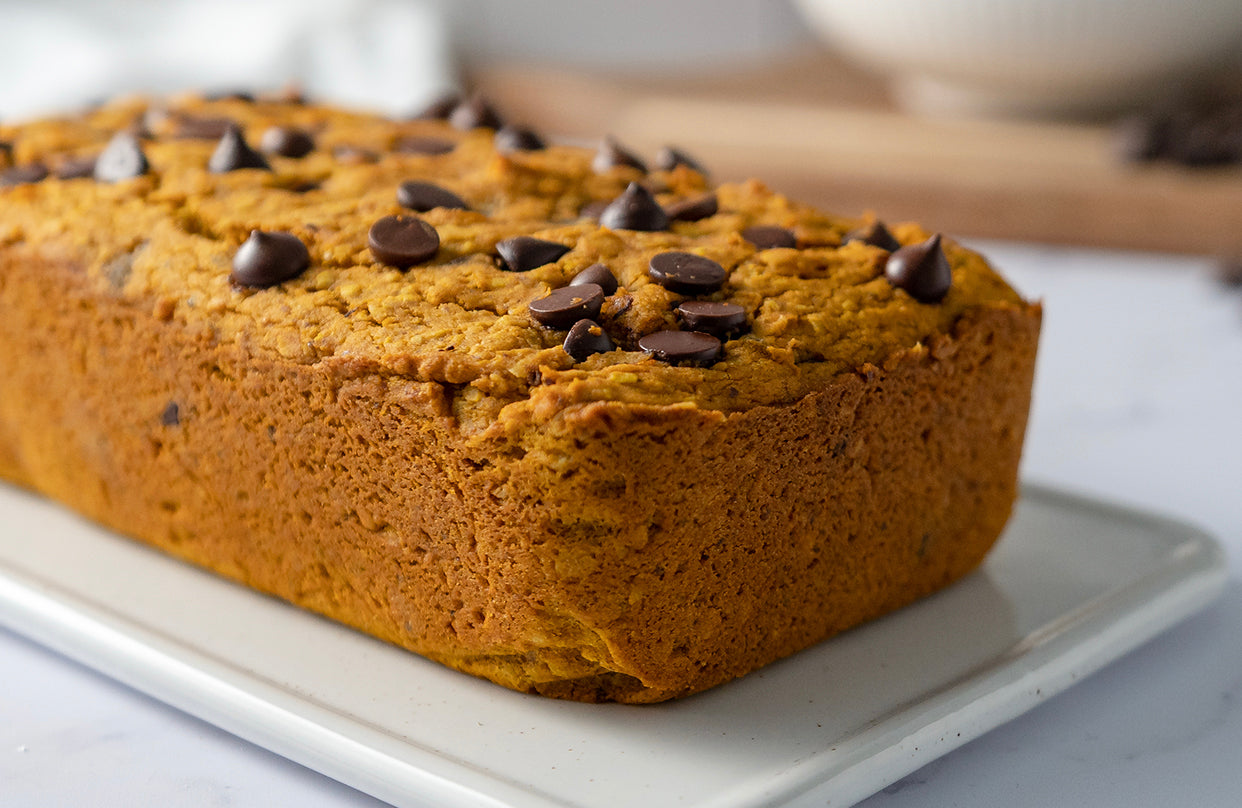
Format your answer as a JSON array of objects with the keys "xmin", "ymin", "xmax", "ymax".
[{"xmin": 471, "ymin": 53, "xmax": 1242, "ymax": 257}]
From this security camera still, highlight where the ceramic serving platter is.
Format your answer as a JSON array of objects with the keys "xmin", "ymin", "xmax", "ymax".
[{"xmin": 0, "ymin": 483, "xmax": 1227, "ymax": 808}]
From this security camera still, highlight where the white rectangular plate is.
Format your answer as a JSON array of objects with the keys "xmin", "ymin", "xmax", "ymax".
[{"xmin": 0, "ymin": 484, "xmax": 1227, "ymax": 808}]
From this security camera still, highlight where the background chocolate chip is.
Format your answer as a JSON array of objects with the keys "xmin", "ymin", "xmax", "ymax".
[
  {"xmin": 648, "ymin": 252, "xmax": 727, "ymax": 295},
  {"xmin": 664, "ymin": 193, "xmax": 718, "ymax": 222},
  {"xmin": 0, "ymin": 163, "xmax": 49, "ymax": 187},
  {"xmin": 413, "ymin": 92, "xmax": 461, "ymax": 120},
  {"xmin": 53, "ymin": 155, "xmax": 98, "ymax": 180},
  {"xmin": 845, "ymin": 220, "xmax": 902, "ymax": 252},
  {"xmin": 368, "ymin": 216, "xmax": 441, "ymax": 268},
  {"xmin": 260, "ymin": 126, "xmax": 315, "ymax": 158},
  {"xmin": 208, "ymin": 125, "xmax": 271, "ymax": 173},
  {"xmin": 393, "ymin": 136, "xmax": 456, "ymax": 156},
  {"xmin": 448, "ymin": 95, "xmax": 504, "ymax": 130},
  {"xmin": 655, "ymin": 146, "xmax": 706, "ymax": 174},
  {"xmin": 494, "ymin": 125, "xmax": 547, "ymax": 152},
  {"xmin": 231, "ymin": 230, "xmax": 310, "ymax": 287},
  {"xmin": 93, "ymin": 132, "xmax": 149, "ymax": 182},
  {"xmin": 742, "ymin": 225, "xmax": 797, "ymax": 250},
  {"xmin": 885, "ymin": 233, "xmax": 952, "ymax": 303},
  {"xmin": 570, "ymin": 263, "xmax": 619, "ymax": 295},
  {"xmin": 174, "ymin": 114, "xmax": 235, "ymax": 140},
  {"xmin": 496, "ymin": 236, "xmax": 571, "ymax": 272},
  {"xmin": 638, "ymin": 330, "xmax": 722, "ymax": 366},
  {"xmin": 397, "ymin": 180, "xmax": 469, "ymax": 212},
  {"xmin": 563, "ymin": 319, "xmax": 614, "ymax": 361},
  {"xmin": 599, "ymin": 182, "xmax": 670, "ymax": 232},
  {"xmin": 529, "ymin": 283, "xmax": 605, "ymax": 328},
  {"xmin": 676, "ymin": 300, "xmax": 747, "ymax": 338},
  {"xmin": 592, "ymin": 136, "xmax": 647, "ymax": 173}
]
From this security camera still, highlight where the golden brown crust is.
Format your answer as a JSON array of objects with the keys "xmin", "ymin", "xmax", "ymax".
[{"xmin": 0, "ymin": 95, "xmax": 1041, "ymax": 701}]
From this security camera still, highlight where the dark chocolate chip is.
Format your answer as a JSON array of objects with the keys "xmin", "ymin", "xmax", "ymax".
[
  {"xmin": 231, "ymin": 230, "xmax": 310, "ymax": 287},
  {"xmin": 592, "ymin": 136, "xmax": 647, "ymax": 173},
  {"xmin": 529, "ymin": 283, "xmax": 605, "ymax": 328},
  {"xmin": 638, "ymin": 330, "xmax": 722, "ymax": 366},
  {"xmin": 655, "ymin": 146, "xmax": 706, "ymax": 174},
  {"xmin": 54, "ymin": 155, "xmax": 98, "ymax": 180},
  {"xmin": 570, "ymin": 263, "xmax": 619, "ymax": 295},
  {"xmin": 368, "ymin": 215, "xmax": 440, "ymax": 268},
  {"xmin": 161, "ymin": 401, "xmax": 181, "ymax": 427},
  {"xmin": 496, "ymin": 236, "xmax": 571, "ymax": 272},
  {"xmin": 742, "ymin": 225, "xmax": 797, "ymax": 250},
  {"xmin": 396, "ymin": 180, "xmax": 469, "ymax": 212},
  {"xmin": 174, "ymin": 114, "xmax": 236, "ymax": 140},
  {"xmin": 1170, "ymin": 121, "xmax": 1237, "ymax": 166},
  {"xmin": 260, "ymin": 126, "xmax": 315, "ymax": 158},
  {"xmin": 885, "ymin": 233, "xmax": 952, "ymax": 303},
  {"xmin": 494, "ymin": 125, "xmax": 546, "ymax": 152},
  {"xmin": 393, "ymin": 135, "xmax": 456, "ymax": 156},
  {"xmin": 676, "ymin": 300, "xmax": 747, "ymax": 338},
  {"xmin": 413, "ymin": 92, "xmax": 461, "ymax": 120},
  {"xmin": 333, "ymin": 144, "xmax": 379, "ymax": 164},
  {"xmin": 578, "ymin": 200, "xmax": 609, "ymax": 220},
  {"xmin": 648, "ymin": 251, "xmax": 727, "ymax": 295},
  {"xmin": 448, "ymin": 95, "xmax": 503, "ymax": 130},
  {"xmin": 845, "ymin": 220, "xmax": 902, "ymax": 252},
  {"xmin": 208, "ymin": 125, "xmax": 271, "ymax": 173},
  {"xmin": 599, "ymin": 182, "xmax": 670, "ymax": 232},
  {"xmin": 93, "ymin": 132, "xmax": 149, "ymax": 182},
  {"xmin": 204, "ymin": 89, "xmax": 255, "ymax": 103},
  {"xmin": 563, "ymin": 319, "xmax": 614, "ymax": 362},
  {"xmin": 0, "ymin": 163, "xmax": 49, "ymax": 187},
  {"xmin": 664, "ymin": 192, "xmax": 718, "ymax": 222}
]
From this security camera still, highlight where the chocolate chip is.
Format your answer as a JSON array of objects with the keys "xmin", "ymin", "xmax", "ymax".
[
  {"xmin": 599, "ymin": 182, "xmax": 670, "ymax": 232},
  {"xmin": 174, "ymin": 114, "xmax": 236, "ymax": 140},
  {"xmin": 0, "ymin": 163, "xmax": 49, "ymax": 187},
  {"xmin": 333, "ymin": 144, "xmax": 379, "ymax": 164},
  {"xmin": 54, "ymin": 155, "xmax": 98, "ymax": 180},
  {"xmin": 1114, "ymin": 112, "xmax": 1171, "ymax": 162},
  {"xmin": 260, "ymin": 126, "xmax": 315, "ymax": 158},
  {"xmin": 529, "ymin": 283, "xmax": 605, "ymax": 328},
  {"xmin": 1170, "ymin": 121, "xmax": 1237, "ymax": 166},
  {"xmin": 393, "ymin": 136, "xmax": 455, "ymax": 156},
  {"xmin": 204, "ymin": 89, "xmax": 255, "ymax": 103},
  {"xmin": 208, "ymin": 125, "xmax": 271, "ymax": 173},
  {"xmin": 161, "ymin": 401, "xmax": 181, "ymax": 427},
  {"xmin": 676, "ymin": 300, "xmax": 747, "ymax": 338},
  {"xmin": 592, "ymin": 136, "xmax": 647, "ymax": 173},
  {"xmin": 93, "ymin": 132, "xmax": 149, "ymax": 182},
  {"xmin": 664, "ymin": 192, "xmax": 718, "ymax": 222},
  {"xmin": 494, "ymin": 125, "xmax": 546, "ymax": 152},
  {"xmin": 578, "ymin": 200, "xmax": 609, "ymax": 220},
  {"xmin": 742, "ymin": 225, "xmax": 797, "ymax": 250},
  {"xmin": 368, "ymin": 215, "xmax": 440, "ymax": 268},
  {"xmin": 231, "ymin": 230, "xmax": 310, "ymax": 287},
  {"xmin": 845, "ymin": 220, "xmax": 901, "ymax": 252},
  {"xmin": 570, "ymin": 263, "xmax": 619, "ymax": 295},
  {"xmin": 413, "ymin": 92, "xmax": 461, "ymax": 120},
  {"xmin": 885, "ymin": 233, "xmax": 952, "ymax": 303},
  {"xmin": 638, "ymin": 330, "xmax": 722, "ymax": 366},
  {"xmin": 496, "ymin": 236, "xmax": 571, "ymax": 272},
  {"xmin": 448, "ymin": 95, "xmax": 503, "ymax": 130},
  {"xmin": 563, "ymin": 319, "xmax": 614, "ymax": 362},
  {"xmin": 648, "ymin": 252, "xmax": 727, "ymax": 295},
  {"xmin": 655, "ymin": 146, "xmax": 706, "ymax": 174},
  {"xmin": 397, "ymin": 180, "xmax": 469, "ymax": 212}
]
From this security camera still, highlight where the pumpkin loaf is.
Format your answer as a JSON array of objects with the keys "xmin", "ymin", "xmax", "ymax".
[{"xmin": 0, "ymin": 92, "xmax": 1040, "ymax": 702}]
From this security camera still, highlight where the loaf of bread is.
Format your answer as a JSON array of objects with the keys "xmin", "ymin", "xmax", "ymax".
[{"xmin": 0, "ymin": 92, "xmax": 1040, "ymax": 702}]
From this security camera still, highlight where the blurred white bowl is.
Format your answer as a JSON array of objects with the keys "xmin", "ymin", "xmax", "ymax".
[{"xmin": 791, "ymin": 0, "xmax": 1242, "ymax": 116}]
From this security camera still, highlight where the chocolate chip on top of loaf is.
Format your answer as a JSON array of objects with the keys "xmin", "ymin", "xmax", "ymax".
[{"xmin": 0, "ymin": 91, "xmax": 1040, "ymax": 703}]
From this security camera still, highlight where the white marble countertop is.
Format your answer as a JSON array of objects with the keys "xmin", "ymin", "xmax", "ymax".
[{"xmin": 2, "ymin": 240, "xmax": 1239, "ymax": 807}]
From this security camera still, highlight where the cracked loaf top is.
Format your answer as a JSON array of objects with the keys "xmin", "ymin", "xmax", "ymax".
[{"xmin": 0, "ymin": 91, "xmax": 1028, "ymax": 433}]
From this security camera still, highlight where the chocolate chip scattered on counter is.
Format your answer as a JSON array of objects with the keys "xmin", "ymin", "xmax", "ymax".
[
  {"xmin": 496, "ymin": 236, "xmax": 571, "ymax": 272},
  {"xmin": 599, "ymin": 182, "xmax": 670, "ymax": 232},
  {"xmin": 161, "ymin": 401, "xmax": 181, "ymax": 427},
  {"xmin": 393, "ymin": 135, "xmax": 456, "ymax": 156},
  {"xmin": 494, "ymin": 125, "xmax": 547, "ymax": 152},
  {"xmin": 368, "ymin": 215, "xmax": 441, "ymax": 269},
  {"xmin": 414, "ymin": 92, "xmax": 462, "ymax": 120},
  {"xmin": 231, "ymin": 230, "xmax": 310, "ymax": 287},
  {"xmin": 885, "ymin": 233, "xmax": 952, "ymax": 303},
  {"xmin": 648, "ymin": 251, "xmax": 727, "ymax": 295},
  {"xmin": 592, "ymin": 136, "xmax": 647, "ymax": 173},
  {"xmin": 174, "ymin": 114, "xmax": 236, "ymax": 140},
  {"xmin": 396, "ymin": 180, "xmax": 469, "ymax": 212},
  {"xmin": 333, "ymin": 144, "xmax": 380, "ymax": 164},
  {"xmin": 529, "ymin": 283, "xmax": 605, "ymax": 328},
  {"xmin": 93, "ymin": 132, "xmax": 149, "ymax": 182},
  {"xmin": 676, "ymin": 300, "xmax": 747, "ymax": 338},
  {"xmin": 570, "ymin": 263, "xmax": 619, "ymax": 295},
  {"xmin": 53, "ymin": 155, "xmax": 97, "ymax": 180},
  {"xmin": 563, "ymin": 319, "xmax": 614, "ymax": 362},
  {"xmin": 578, "ymin": 200, "xmax": 609, "ymax": 220},
  {"xmin": 260, "ymin": 126, "xmax": 315, "ymax": 158},
  {"xmin": 664, "ymin": 192, "xmax": 718, "ymax": 222},
  {"xmin": 639, "ymin": 330, "xmax": 722, "ymax": 366},
  {"xmin": 742, "ymin": 225, "xmax": 797, "ymax": 250},
  {"xmin": 208, "ymin": 125, "xmax": 271, "ymax": 173},
  {"xmin": 845, "ymin": 220, "xmax": 901, "ymax": 252},
  {"xmin": 655, "ymin": 146, "xmax": 706, "ymax": 174},
  {"xmin": 448, "ymin": 95, "xmax": 504, "ymax": 130},
  {"xmin": 0, "ymin": 163, "xmax": 49, "ymax": 187}
]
